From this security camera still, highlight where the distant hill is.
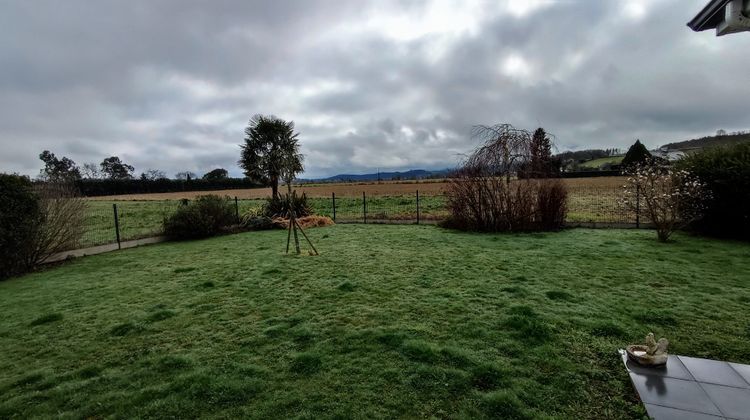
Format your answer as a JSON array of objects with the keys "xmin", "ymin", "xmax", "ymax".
[
  {"xmin": 661, "ymin": 132, "xmax": 750, "ymax": 151},
  {"xmin": 555, "ymin": 149, "xmax": 618, "ymax": 163},
  {"xmin": 300, "ymin": 169, "xmax": 451, "ymax": 183},
  {"xmin": 579, "ymin": 156, "xmax": 623, "ymax": 169}
]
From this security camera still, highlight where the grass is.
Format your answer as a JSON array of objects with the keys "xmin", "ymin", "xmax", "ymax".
[
  {"xmin": 77, "ymin": 184, "xmax": 632, "ymax": 250},
  {"xmin": 77, "ymin": 195, "xmax": 449, "ymax": 249},
  {"xmin": 579, "ymin": 156, "xmax": 624, "ymax": 169},
  {"xmin": 1, "ymin": 225, "xmax": 749, "ymax": 418}
]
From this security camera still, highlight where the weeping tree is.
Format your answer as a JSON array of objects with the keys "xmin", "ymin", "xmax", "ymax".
[
  {"xmin": 240, "ymin": 115, "xmax": 303, "ymax": 200},
  {"xmin": 444, "ymin": 123, "xmax": 568, "ymax": 232}
]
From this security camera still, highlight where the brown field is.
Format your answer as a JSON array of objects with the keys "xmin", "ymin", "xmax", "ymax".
[{"xmin": 88, "ymin": 177, "xmax": 626, "ymax": 201}]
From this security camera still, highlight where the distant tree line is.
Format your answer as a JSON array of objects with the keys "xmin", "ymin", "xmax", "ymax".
[
  {"xmin": 38, "ymin": 150, "xmax": 232, "ymax": 182},
  {"xmin": 36, "ymin": 150, "xmax": 242, "ymax": 196},
  {"xmin": 75, "ymin": 177, "xmax": 260, "ymax": 197},
  {"xmin": 660, "ymin": 130, "xmax": 750, "ymax": 151}
]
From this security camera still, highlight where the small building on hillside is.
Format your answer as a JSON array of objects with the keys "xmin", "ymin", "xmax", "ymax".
[
  {"xmin": 650, "ymin": 147, "xmax": 686, "ymax": 162},
  {"xmin": 688, "ymin": 0, "xmax": 750, "ymax": 36}
]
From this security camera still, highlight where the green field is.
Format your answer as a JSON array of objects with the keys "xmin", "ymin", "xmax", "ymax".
[
  {"xmin": 579, "ymin": 156, "xmax": 624, "ymax": 169},
  {"xmin": 2, "ymin": 225, "xmax": 749, "ymax": 418},
  {"xmin": 80, "ymin": 195, "xmax": 450, "ymax": 248},
  {"xmin": 79, "ymin": 191, "xmax": 630, "ymax": 249}
]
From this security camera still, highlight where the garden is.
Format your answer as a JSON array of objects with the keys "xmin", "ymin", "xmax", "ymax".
[
  {"xmin": 1, "ymin": 225, "xmax": 749, "ymax": 418},
  {"xmin": 1, "ymin": 123, "xmax": 749, "ymax": 419}
]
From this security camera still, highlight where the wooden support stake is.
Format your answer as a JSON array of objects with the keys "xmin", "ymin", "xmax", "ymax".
[
  {"xmin": 286, "ymin": 213, "xmax": 293, "ymax": 253},
  {"xmin": 295, "ymin": 218, "xmax": 319, "ymax": 255}
]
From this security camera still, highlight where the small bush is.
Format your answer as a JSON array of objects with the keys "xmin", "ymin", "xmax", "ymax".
[
  {"xmin": 262, "ymin": 193, "xmax": 312, "ymax": 218},
  {"xmin": 163, "ymin": 195, "xmax": 235, "ymax": 240},
  {"xmin": 536, "ymin": 179, "xmax": 568, "ymax": 230}
]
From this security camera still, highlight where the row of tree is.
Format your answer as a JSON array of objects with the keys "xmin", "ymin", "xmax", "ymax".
[{"xmin": 38, "ymin": 151, "xmax": 230, "ymax": 182}]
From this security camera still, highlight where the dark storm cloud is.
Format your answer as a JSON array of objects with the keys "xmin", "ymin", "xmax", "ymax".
[{"xmin": 1, "ymin": 0, "xmax": 748, "ymax": 178}]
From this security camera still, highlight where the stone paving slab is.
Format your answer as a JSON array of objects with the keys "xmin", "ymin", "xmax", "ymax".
[{"xmin": 621, "ymin": 351, "xmax": 750, "ymax": 420}]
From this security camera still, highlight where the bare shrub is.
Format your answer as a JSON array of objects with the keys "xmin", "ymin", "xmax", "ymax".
[
  {"xmin": 23, "ymin": 182, "xmax": 86, "ymax": 268},
  {"xmin": 621, "ymin": 164, "xmax": 708, "ymax": 242},
  {"xmin": 443, "ymin": 124, "xmax": 568, "ymax": 232},
  {"xmin": 536, "ymin": 179, "xmax": 568, "ymax": 230}
]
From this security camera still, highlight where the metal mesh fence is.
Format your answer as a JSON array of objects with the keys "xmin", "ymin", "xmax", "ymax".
[
  {"xmin": 310, "ymin": 187, "xmax": 637, "ymax": 225},
  {"xmin": 565, "ymin": 186, "xmax": 638, "ymax": 225},
  {"xmin": 69, "ymin": 184, "xmax": 642, "ymax": 253},
  {"xmin": 78, "ymin": 202, "xmax": 117, "ymax": 249},
  {"xmin": 116, "ymin": 201, "xmax": 181, "ymax": 242}
]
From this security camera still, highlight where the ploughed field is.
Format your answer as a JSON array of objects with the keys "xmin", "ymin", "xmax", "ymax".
[
  {"xmin": 87, "ymin": 177, "xmax": 626, "ymax": 201},
  {"xmin": 1, "ymin": 225, "xmax": 749, "ymax": 418}
]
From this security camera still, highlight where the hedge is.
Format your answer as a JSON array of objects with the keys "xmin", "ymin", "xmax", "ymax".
[{"xmin": 75, "ymin": 178, "xmax": 261, "ymax": 197}]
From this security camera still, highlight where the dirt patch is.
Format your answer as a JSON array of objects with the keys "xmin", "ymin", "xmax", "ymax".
[{"xmin": 272, "ymin": 215, "xmax": 335, "ymax": 229}]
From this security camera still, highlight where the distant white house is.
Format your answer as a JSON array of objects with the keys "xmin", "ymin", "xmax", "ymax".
[
  {"xmin": 650, "ymin": 147, "xmax": 686, "ymax": 162},
  {"xmin": 688, "ymin": 0, "xmax": 750, "ymax": 36}
]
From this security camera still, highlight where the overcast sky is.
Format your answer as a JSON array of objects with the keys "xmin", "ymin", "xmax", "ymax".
[{"xmin": 1, "ymin": 0, "xmax": 748, "ymax": 178}]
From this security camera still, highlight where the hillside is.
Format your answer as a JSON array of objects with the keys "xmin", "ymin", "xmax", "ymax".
[
  {"xmin": 661, "ymin": 132, "xmax": 750, "ymax": 151},
  {"xmin": 302, "ymin": 169, "xmax": 451, "ymax": 183},
  {"xmin": 578, "ymin": 156, "xmax": 623, "ymax": 169}
]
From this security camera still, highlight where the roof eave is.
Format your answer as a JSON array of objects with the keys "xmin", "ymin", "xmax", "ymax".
[{"xmin": 687, "ymin": 0, "xmax": 731, "ymax": 31}]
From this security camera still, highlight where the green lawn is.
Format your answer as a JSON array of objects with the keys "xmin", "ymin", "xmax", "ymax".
[
  {"xmin": 79, "ymin": 191, "xmax": 628, "ymax": 250},
  {"xmin": 4, "ymin": 226, "xmax": 748, "ymax": 418},
  {"xmin": 80, "ymin": 196, "xmax": 448, "ymax": 248}
]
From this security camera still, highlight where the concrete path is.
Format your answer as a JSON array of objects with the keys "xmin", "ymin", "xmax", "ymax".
[{"xmin": 45, "ymin": 236, "xmax": 167, "ymax": 263}]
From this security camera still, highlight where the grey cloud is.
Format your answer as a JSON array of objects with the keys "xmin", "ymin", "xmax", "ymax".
[{"xmin": 1, "ymin": 0, "xmax": 748, "ymax": 178}]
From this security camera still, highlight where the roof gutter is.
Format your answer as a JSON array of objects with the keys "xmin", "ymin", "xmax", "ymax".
[{"xmin": 687, "ymin": 0, "xmax": 731, "ymax": 31}]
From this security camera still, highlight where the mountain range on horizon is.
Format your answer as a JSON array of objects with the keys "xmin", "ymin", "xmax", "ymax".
[{"xmin": 300, "ymin": 131, "xmax": 750, "ymax": 182}]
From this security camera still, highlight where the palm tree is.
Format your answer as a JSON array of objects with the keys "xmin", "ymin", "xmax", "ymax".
[{"xmin": 239, "ymin": 115, "xmax": 303, "ymax": 199}]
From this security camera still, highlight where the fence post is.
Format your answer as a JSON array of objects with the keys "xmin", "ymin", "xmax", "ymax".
[
  {"xmin": 635, "ymin": 184, "xmax": 641, "ymax": 228},
  {"xmin": 416, "ymin": 190, "xmax": 420, "ymax": 225},
  {"xmin": 478, "ymin": 188, "xmax": 482, "ymax": 220},
  {"xmin": 234, "ymin": 196, "xmax": 240, "ymax": 223},
  {"xmin": 332, "ymin": 192, "xmax": 336, "ymax": 222},
  {"xmin": 363, "ymin": 191, "xmax": 367, "ymax": 224},
  {"xmin": 113, "ymin": 203, "xmax": 121, "ymax": 250}
]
